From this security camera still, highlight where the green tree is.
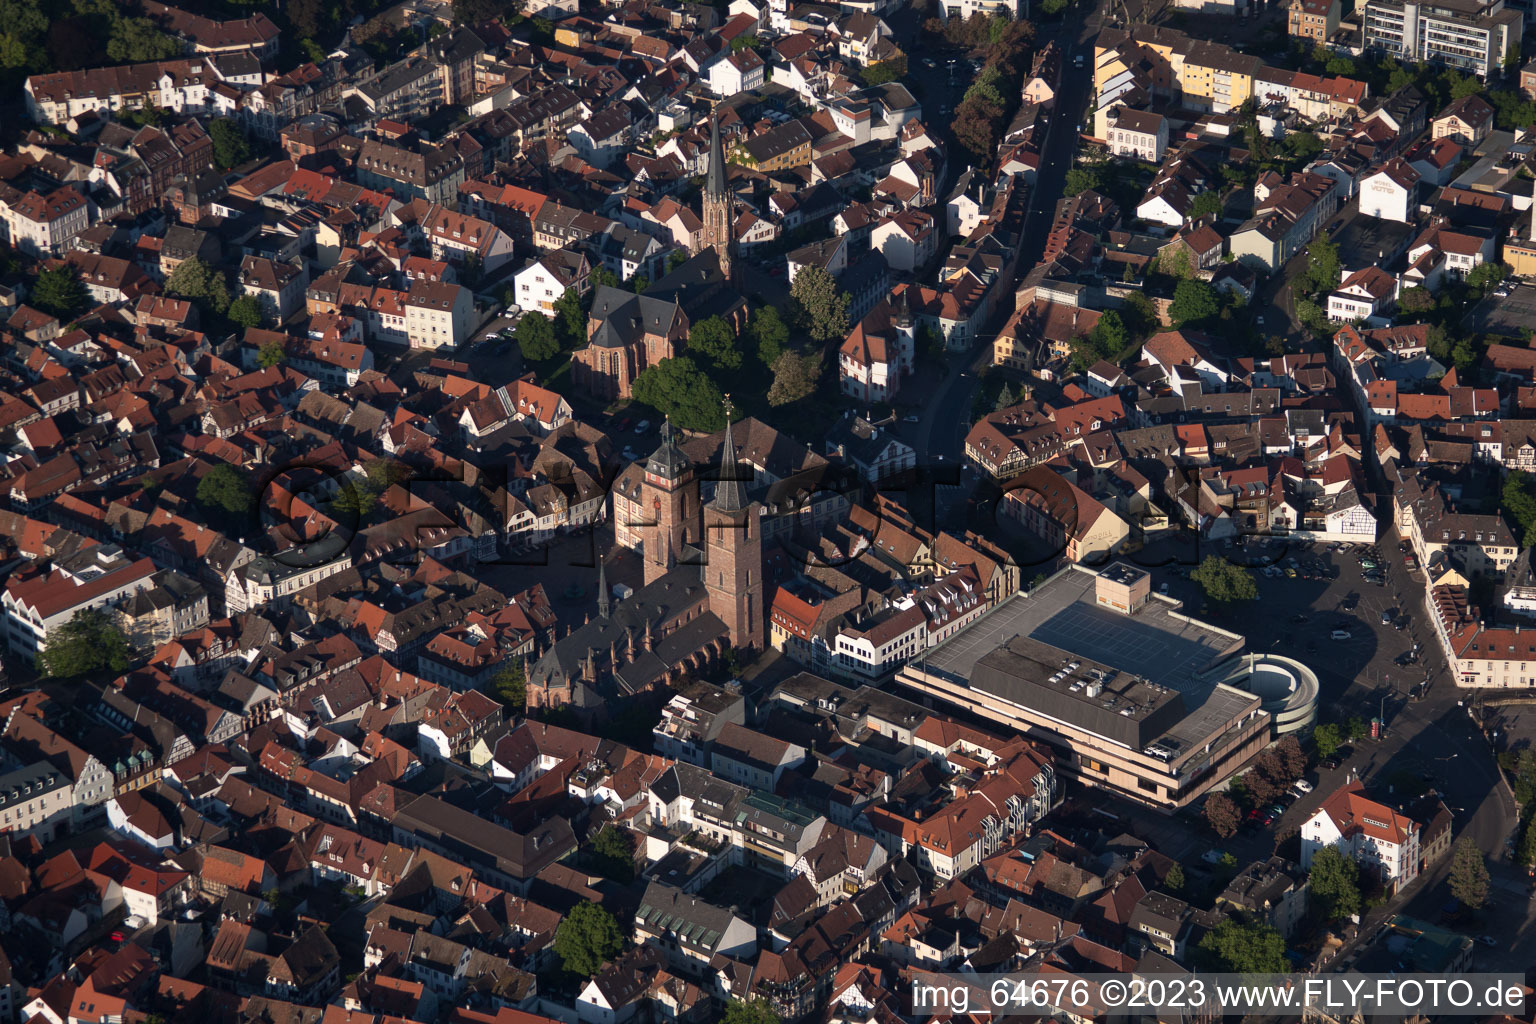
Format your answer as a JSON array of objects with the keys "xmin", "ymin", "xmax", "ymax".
[
  {"xmin": 1295, "ymin": 298, "xmax": 1332, "ymax": 337},
  {"xmin": 39, "ymin": 608, "xmax": 131, "ymax": 678},
  {"xmin": 1465, "ymin": 261, "xmax": 1508, "ymax": 297},
  {"xmin": 767, "ymin": 349, "xmax": 821, "ymax": 407},
  {"xmin": 1197, "ymin": 918, "xmax": 1287, "ymax": 972},
  {"xmin": 1308, "ymin": 845, "xmax": 1362, "ymax": 921},
  {"xmin": 330, "ymin": 481, "xmax": 378, "ymax": 522},
  {"xmin": 552, "ymin": 901, "xmax": 624, "ymax": 977},
  {"xmin": 1514, "ymin": 749, "xmax": 1536, "ymax": 804},
  {"xmin": 553, "ymin": 286, "xmax": 586, "ymax": 345},
  {"xmin": 1120, "ymin": 291, "xmax": 1159, "ymax": 338},
  {"xmin": 665, "ymin": 250, "xmax": 688, "ymax": 274},
  {"xmin": 197, "ymin": 463, "xmax": 252, "ymax": 519},
  {"xmin": 1312, "ymin": 722, "xmax": 1343, "ymax": 759},
  {"xmin": 1189, "ymin": 190, "xmax": 1224, "ymax": 221},
  {"xmin": 1165, "ymin": 862, "xmax": 1185, "ymax": 893},
  {"xmin": 1504, "ymin": 471, "xmax": 1536, "ymax": 547},
  {"xmin": 790, "ymin": 265, "xmax": 850, "ymax": 343},
  {"xmin": 516, "ymin": 312, "xmax": 561, "ymax": 362},
  {"xmin": 1159, "ymin": 247, "xmax": 1195, "ymax": 280},
  {"xmin": 209, "ymin": 119, "xmax": 251, "ymax": 170},
  {"xmin": 486, "ymin": 663, "xmax": 525, "ymax": 710},
  {"xmin": 228, "ymin": 295, "xmax": 264, "ymax": 329},
  {"xmin": 994, "ymin": 382, "xmax": 1017, "ymax": 412},
  {"xmin": 1064, "ymin": 165, "xmax": 1104, "ymax": 196},
  {"xmin": 30, "ymin": 266, "xmax": 86, "ymax": 318},
  {"xmin": 1398, "ymin": 286, "xmax": 1434, "ymax": 314},
  {"xmin": 859, "ymin": 56, "xmax": 906, "ymax": 86},
  {"xmin": 106, "ymin": 16, "xmax": 178, "ymax": 62},
  {"xmin": 1284, "ymin": 130, "xmax": 1324, "ymax": 163},
  {"xmin": 591, "ymin": 266, "xmax": 620, "ymax": 290},
  {"xmin": 1519, "ymin": 814, "xmax": 1536, "ymax": 868},
  {"xmin": 1190, "ymin": 555, "xmax": 1258, "ymax": 603},
  {"xmin": 748, "ymin": 305, "xmax": 789, "ymax": 367},
  {"xmin": 258, "ymin": 340, "xmax": 286, "ymax": 368},
  {"xmin": 632, "ymin": 356, "xmax": 726, "ymax": 432},
  {"xmin": 1449, "ymin": 71, "xmax": 1482, "ymax": 101},
  {"xmin": 454, "ymin": 0, "xmax": 522, "ymax": 23},
  {"xmin": 1304, "ymin": 232, "xmax": 1341, "ymax": 296},
  {"xmin": 1168, "ymin": 278, "xmax": 1219, "ymax": 326},
  {"xmin": 687, "ymin": 315, "xmax": 742, "ymax": 370},
  {"xmin": 1449, "ymin": 836, "xmax": 1489, "ymax": 910},
  {"xmin": 590, "ymin": 825, "xmax": 635, "ymax": 883},
  {"xmin": 166, "ymin": 257, "xmax": 230, "ymax": 316},
  {"xmin": 721, "ymin": 1000, "xmax": 781, "ymax": 1024}
]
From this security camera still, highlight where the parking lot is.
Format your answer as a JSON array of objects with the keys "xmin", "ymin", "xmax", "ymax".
[
  {"xmin": 1156, "ymin": 537, "xmax": 1429, "ymax": 718},
  {"xmin": 1464, "ymin": 280, "xmax": 1536, "ymax": 340}
]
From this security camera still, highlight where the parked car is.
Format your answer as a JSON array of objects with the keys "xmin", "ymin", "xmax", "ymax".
[
  {"xmin": 634, "ymin": 419, "xmax": 651, "ymax": 434},
  {"xmin": 904, "ymin": 414, "xmax": 920, "ymax": 423},
  {"xmin": 1294, "ymin": 779, "xmax": 1314, "ymax": 794},
  {"xmin": 1381, "ymin": 610, "xmax": 1394, "ymax": 625},
  {"xmin": 1202, "ymin": 849, "xmax": 1225, "ymax": 864},
  {"xmin": 1331, "ymin": 629, "xmax": 1352, "ymax": 640}
]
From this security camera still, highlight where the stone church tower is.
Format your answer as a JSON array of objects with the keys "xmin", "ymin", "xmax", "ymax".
[
  {"xmin": 701, "ymin": 117, "xmax": 734, "ymax": 285},
  {"xmin": 703, "ymin": 400, "xmax": 764, "ymax": 651},
  {"xmin": 641, "ymin": 417, "xmax": 698, "ymax": 585}
]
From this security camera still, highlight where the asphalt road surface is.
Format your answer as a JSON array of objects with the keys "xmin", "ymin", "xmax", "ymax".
[{"xmin": 902, "ymin": 1, "xmax": 1102, "ymax": 533}]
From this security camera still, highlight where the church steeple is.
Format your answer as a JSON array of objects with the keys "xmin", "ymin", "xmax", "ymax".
[
  {"xmin": 706, "ymin": 115, "xmax": 727, "ymax": 197},
  {"xmin": 703, "ymin": 395, "xmax": 763, "ymax": 652},
  {"xmin": 710, "ymin": 396, "xmax": 748, "ymax": 513},
  {"xmin": 642, "ymin": 414, "xmax": 697, "ymax": 586},
  {"xmin": 701, "ymin": 116, "xmax": 734, "ymax": 284},
  {"xmin": 597, "ymin": 555, "xmax": 611, "ymax": 619}
]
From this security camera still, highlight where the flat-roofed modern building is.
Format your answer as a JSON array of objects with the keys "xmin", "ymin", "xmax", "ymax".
[{"xmin": 895, "ymin": 563, "xmax": 1271, "ymax": 808}]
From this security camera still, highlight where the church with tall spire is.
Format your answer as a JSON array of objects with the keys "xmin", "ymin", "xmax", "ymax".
[
  {"xmin": 524, "ymin": 399, "xmax": 765, "ymax": 715},
  {"xmin": 700, "ymin": 116, "xmax": 735, "ymax": 285}
]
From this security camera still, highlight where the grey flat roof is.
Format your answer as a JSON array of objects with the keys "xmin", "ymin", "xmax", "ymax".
[
  {"xmin": 970, "ymin": 636, "xmax": 1186, "ymax": 749},
  {"xmin": 919, "ymin": 568, "xmax": 1242, "ymax": 697},
  {"xmin": 910, "ymin": 567, "xmax": 1252, "ymax": 754},
  {"xmin": 1101, "ymin": 562, "xmax": 1148, "ymax": 586}
]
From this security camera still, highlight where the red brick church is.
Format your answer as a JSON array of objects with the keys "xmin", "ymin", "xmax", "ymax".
[{"xmin": 526, "ymin": 406, "xmax": 764, "ymax": 713}]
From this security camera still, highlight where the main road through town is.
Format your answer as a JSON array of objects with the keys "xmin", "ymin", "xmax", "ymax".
[{"xmin": 901, "ymin": 0, "xmax": 1104, "ymax": 531}]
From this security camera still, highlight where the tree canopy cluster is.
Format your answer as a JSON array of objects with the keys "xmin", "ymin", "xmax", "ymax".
[
  {"xmin": 0, "ymin": 0, "xmax": 180, "ymax": 90},
  {"xmin": 1189, "ymin": 556, "xmax": 1258, "ymax": 603},
  {"xmin": 31, "ymin": 266, "xmax": 86, "ymax": 320},
  {"xmin": 632, "ymin": 357, "xmax": 728, "ymax": 433},
  {"xmin": 942, "ymin": 17, "xmax": 1035, "ymax": 163},
  {"xmin": 1197, "ymin": 918, "xmax": 1287, "ymax": 972},
  {"xmin": 552, "ymin": 901, "xmax": 624, "ymax": 977},
  {"xmin": 166, "ymin": 258, "xmax": 232, "ymax": 319},
  {"xmin": 39, "ymin": 608, "xmax": 131, "ymax": 679},
  {"xmin": 1308, "ymin": 846, "xmax": 1362, "ymax": 922}
]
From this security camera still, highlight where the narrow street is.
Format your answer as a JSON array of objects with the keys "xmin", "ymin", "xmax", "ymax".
[{"xmin": 898, "ymin": 0, "xmax": 1103, "ymax": 534}]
